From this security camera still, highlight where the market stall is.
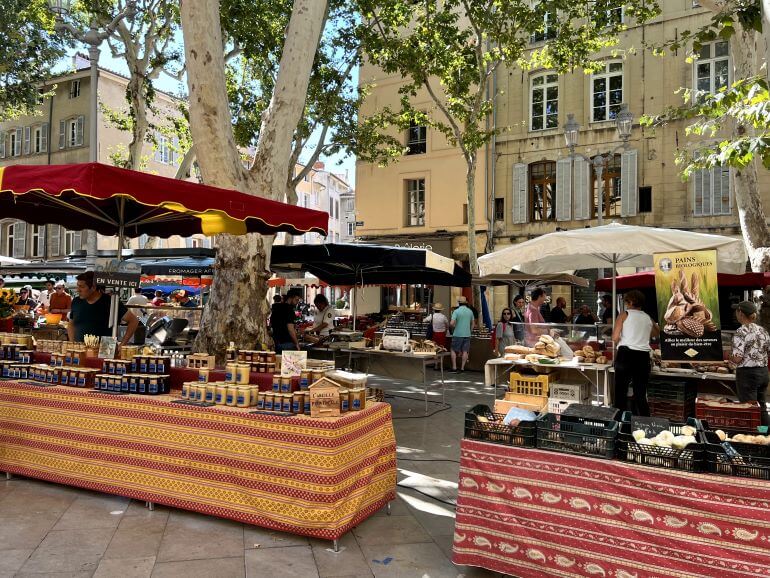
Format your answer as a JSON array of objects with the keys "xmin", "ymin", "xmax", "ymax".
[
  {"xmin": 0, "ymin": 380, "xmax": 396, "ymax": 545},
  {"xmin": 452, "ymin": 439, "xmax": 770, "ymax": 578}
]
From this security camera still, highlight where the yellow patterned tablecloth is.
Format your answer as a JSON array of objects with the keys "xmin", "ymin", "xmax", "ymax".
[{"xmin": 0, "ymin": 381, "xmax": 396, "ymax": 540}]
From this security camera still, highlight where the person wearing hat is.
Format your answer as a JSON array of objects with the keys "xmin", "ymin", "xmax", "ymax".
[
  {"xmin": 731, "ymin": 300, "xmax": 770, "ymax": 427},
  {"xmin": 450, "ymin": 295, "xmax": 475, "ymax": 373},
  {"xmin": 16, "ymin": 286, "xmax": 37, "ymax": 310},
  {"xmin": 271, "ymin": 287, "xmax": 303, "ymax": 353},
  {"xmin": 423, "ymin": 303, "xmax": 449, "ymax": 349},
  {"xmin": 48, "ymin": 280, "xmax": 72, "ymax": 315}
]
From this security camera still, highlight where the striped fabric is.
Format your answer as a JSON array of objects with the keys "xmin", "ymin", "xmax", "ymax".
[
  {"xmin": 453, "ymin": 439, "xmax": 770, "ymax": 578},
  {"xmin": 0, "ymin": 381, "xmax": 396, "ymax": 540}
]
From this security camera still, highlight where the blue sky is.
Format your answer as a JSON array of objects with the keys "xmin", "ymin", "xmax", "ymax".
[{"xmin": 57, "ymin": 45, "xmax": 357, "ymax": 186}]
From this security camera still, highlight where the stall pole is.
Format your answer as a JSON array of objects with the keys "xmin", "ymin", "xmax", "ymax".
[{"xmin": 111, "ymin": 201, "xmax": 126, "ymax": 339}]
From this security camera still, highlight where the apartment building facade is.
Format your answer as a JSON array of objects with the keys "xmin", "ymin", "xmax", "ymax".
[
  {"xmin": 294, "ymin": 162, "xmax": 355, "ymax": 245},
  {"xmin": 0, "ymin": 54, "xmax": 211, "ymax": 262},
  {"xmin": 355, "ymin": 1, "xmax": 764, "ymax": 310}
]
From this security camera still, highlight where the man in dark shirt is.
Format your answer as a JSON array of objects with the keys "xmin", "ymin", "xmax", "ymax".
[
  {"xmin": 600, "ymin": 294, "xmax": 616, "ymax": 325},
  {"xmin": 550, "ymin": 296, "xmax": 568, "ymax": 324},
  {"xmin": 67, "ymin": 271, "xmax": 139, "ymax": 347},
  {"xmin": 270, "ymin": 287, "xmax": 302, "ymax": 353}
]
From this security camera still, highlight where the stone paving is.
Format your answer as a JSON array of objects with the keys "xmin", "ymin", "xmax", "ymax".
[{"xmin": 0, "ymin": 371, "xmax": 504, "ymax": 577}]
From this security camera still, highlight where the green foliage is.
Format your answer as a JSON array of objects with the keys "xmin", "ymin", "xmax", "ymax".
[
  {"xmin": 354, "ymin": 0, "xmax": 660, "ymax": 162},
  {"xmin": 642, "ymin": 76, "xmax": 770, "ymax": 176},
  {"xmin": 0, "ymin": 0, "xmax": 67, "ymax": 120}
]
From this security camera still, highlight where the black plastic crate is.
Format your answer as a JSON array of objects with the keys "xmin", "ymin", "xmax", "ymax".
[
  {"xmin": 464, "ymin": 404, "xmax": 537, "ymax": 447},
  {"xmin": 536, "ymin": 412, "xmax": 618, "ymax": 459},
  {"xmin": 559, "ymin": 403, "xmax": 619, "ymax": 427},
  {"xmin": 647, "ymin": 380, "xmax": 697, "ymax": 403},
  {"xmin": 701, "ymin": 428, "xmax": 770, "ymax": 480},
  {"xmin": 649, "ymin": 398, "xmax": 696, "ymax": 423},
  {"xmin": 616, "ymin": 414, "xmax": 704, "ymax": 472}
]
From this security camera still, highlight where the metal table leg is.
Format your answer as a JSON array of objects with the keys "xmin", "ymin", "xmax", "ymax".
[
  {"xmin": 423, "ymin": 358, "xmax": 428, "ymax": 413},
  {"xmin": 440, "ymin": 354, "xmax": 445, "ymax": 405}
]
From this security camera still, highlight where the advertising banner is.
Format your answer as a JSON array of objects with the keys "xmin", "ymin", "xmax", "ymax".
[{"xmin": 654, "ymin": 250, "xmax": 722, "ymax": 361}]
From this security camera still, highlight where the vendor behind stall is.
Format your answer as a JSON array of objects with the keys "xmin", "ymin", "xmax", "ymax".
[
  {"xmin": 48, "ymin": 281, "xmax": 72, "ymax": 315},
  {"xmin": 271, "ymin": 287, "xmax": 302, "ymax": 353},
  {"xmin": 304, "ymin": 294, "xmax": 335, "ymax": 337},
  {"xmin": 67, "ymin": 271, "xmax": 139, "ymax": 347}
]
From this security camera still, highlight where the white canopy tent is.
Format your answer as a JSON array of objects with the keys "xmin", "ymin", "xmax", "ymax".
[{"xmin": 478, "ymin": 223, "xmax": 748, "ymax": 325}]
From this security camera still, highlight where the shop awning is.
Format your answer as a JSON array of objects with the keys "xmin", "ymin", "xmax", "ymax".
[{"xmin": 473, "ymin": 272, "xmax": 589, "ymax": 288}]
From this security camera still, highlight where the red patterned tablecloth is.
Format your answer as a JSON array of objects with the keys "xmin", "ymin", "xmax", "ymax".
[
  {"xmin": 453, "ymin": 439, "xmax": 770, "ymax": 578},
  {"xmin": 0, "ymin": 381, "xmax": 396, "ymax": 540}
]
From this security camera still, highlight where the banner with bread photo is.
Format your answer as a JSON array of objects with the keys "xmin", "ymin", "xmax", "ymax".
[{"xmin": 653, "ymin": 249, "xmax": 723, "ymax": 362}]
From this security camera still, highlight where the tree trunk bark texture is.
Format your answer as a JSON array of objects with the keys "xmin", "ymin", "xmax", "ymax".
[
  {"xmin": 181, "ymin": 0, "xmax": 326, "ymax": 359},
  {"xmin": 465, "ymin": 157, "xmax": 483, "ymax": 321},
  {"xmin": 730, "ymin": 26, "xmax": 770, "ymax": 272}
]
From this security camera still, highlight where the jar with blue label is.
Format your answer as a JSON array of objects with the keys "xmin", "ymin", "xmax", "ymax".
[
  {"xmin": 272, "ymin": 374, "xmax": 281, "ymax": 392},
  {"xmin": 339, "ymin": 389, "xmax": 349, "ymax": 413},
  {"xmin": 215, "ymin": 384, "xmax": 227, "ymax": 404},
  {"xmin": 264, "ymin": 392, "xmax": 274, "ymax": 411},
  {"xmin": 226, "ymin": 385, "xmax": 237, "ymax": 406}
]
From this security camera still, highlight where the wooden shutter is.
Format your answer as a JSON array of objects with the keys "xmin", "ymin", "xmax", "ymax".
[
  {"xmin": 573, "ymin": 156, "xmax": 591, "ymax": 220},
  {"xmin": 13, "ymin": 222, "xmax": 26, "ymax": 258},
  {"xmin": 36, "ymin": 225, "xmax": 46, "ymax": 257},
  {"xmin": 555, "ymin": 157, "xmax": 572, "ymax": 221},
  {"xmin": 73, "ymin": 231, "xmax": 82, "ymax": 251},
  {"xmin": 59, "ymin": 120, "xmax": 66, "ymax": 149},
  {"xmin": 0, "ymin": 132, "xmax": 5, "ymax": 158},
  {"xmin": 41, "ymin": 123, "xmax": 48, "ymax": 152},
  {"xmin": 23, "ymin": 126, "xmax": 31, "ymax": 155},
  {"xmin": 511, "ymin": 163, "xmax": 528, "ymax": 224},
  {"xmin": 76, "ymin": 116, "xmax": 84, "ymax": 146},
  {"xmin": 620, "ymin": 149, "xmax": 638, "ymax": 217},
  {"xmin": 14, "ymin": 128, "xmax": 22, "ymax": 156},
  {"xmin": 50, "ymin": 225, "xmax": 60, "ymax": 256}
]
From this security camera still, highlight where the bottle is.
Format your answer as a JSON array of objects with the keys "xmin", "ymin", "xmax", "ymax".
[{"xmin": 226, "ymin": 342, "xmax": 236, "ymax": 362}]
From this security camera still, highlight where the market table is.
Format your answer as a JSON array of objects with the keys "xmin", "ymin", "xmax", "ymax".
[
  {"xmin": 0, "ymin": 381, "xmax": 396, "ymax": 545},
  {"xmin": 453, "ymin": 439, "xmax": 770, "ymax": 578},
  {"xmin": 341, "ymin": 348, "xmax": 449, "ymax": 412},
  {"xmin": 485, "ymin": 358, "xmax": 612, "ymax": 405}
]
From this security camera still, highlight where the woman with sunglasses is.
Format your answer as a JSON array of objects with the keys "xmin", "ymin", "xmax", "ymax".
[{"xmin": 492, "ymin": 308, "xmax": 517, "ymax": 356}]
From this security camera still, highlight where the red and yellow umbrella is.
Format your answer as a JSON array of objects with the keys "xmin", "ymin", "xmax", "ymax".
[{"xmin": 0, "ymin": 162, "xmax": 328, "ymax": 239}]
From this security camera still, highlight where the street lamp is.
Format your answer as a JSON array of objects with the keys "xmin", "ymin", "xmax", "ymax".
[
  {"xmin": 47, "ymin": 0, "xmax": 137, "ymax": 266},
  {"xmin": 563, "ymin": 103, "xmax": 635, "ymax": 226}
]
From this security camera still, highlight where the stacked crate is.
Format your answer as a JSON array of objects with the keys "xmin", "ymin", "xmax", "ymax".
[
  {"xmin": 547, "ymin": 382, "xmax": 591, "ymax": 416},
  {"xmin": 647, "ymin": 380, "xmax": 696, "ymax": 422}
]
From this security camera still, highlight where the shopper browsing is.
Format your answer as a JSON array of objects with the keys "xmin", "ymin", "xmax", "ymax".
[
  {"xmin": 524, "ymin": 288, "xmax": 546, "ymax": 345},
  {"xmin": 423, "ymin": 303, "xmax": 449, "ymax": 349},
  {"xmin": 450, "ymin": 296, "xmax": 475, "ymax": 373},
  {"xmin": 731, "ymin": 300, "xmax": 770, "ymax": 427},
  {"xmin": 492, "ymin": 308, "xmax": 517, "ymax": 356},
  {"xmin": 48, "ymin": 281, "xmax": 72, "ymax": 315}
]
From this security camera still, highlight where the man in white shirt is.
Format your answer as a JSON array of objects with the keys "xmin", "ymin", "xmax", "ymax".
[
  {"xmin": 37, "ymin": 279, "xmax": 55, "ymax": 311},
  {"xmin": 126, "ymin": 287, "xmax": 150, "ymax": 307},
  {"xmin": 305, "ymin": 294, "xmax": 335, "ymax": 337}
]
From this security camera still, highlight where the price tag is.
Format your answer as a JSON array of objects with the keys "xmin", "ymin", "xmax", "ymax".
[{"xmin": 631, "ymin": 416, "xmax": 670, "ymax": 438}]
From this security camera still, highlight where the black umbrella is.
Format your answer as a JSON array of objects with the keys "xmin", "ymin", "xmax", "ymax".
[{"xmin": 270, "ymin": 243, "xmax": 471, "ymax": 287}]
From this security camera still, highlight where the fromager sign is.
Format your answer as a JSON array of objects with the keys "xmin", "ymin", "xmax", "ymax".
[{"xmin": 654, "ymin": 250, "xmax": 723, "ymax": 362}]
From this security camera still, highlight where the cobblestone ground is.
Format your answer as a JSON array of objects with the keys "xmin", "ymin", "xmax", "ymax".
[{"xmin": 0, "ymin": 371, "xmax": 506, "ymax": 578}]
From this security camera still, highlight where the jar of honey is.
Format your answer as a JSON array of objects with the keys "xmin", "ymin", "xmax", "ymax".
[
  {"xmin": 225, "ymin": 385, "xmax": 238, "ymax": 406},
  {"xmin": 205, "ymin": 383, "xmax": 217, "ymax": 403},
  {"xmin": 264, "ymin": 392, "xmax": 274, "ymax": 411},
  {"xmin": 236, "ymin": 386, "xmax": 250, "ymax": 408},
  {"xmin": 280, "ymin": 393, "xmax": 292, "ymax": 413},
  {"xmin": 339, "ymin": 389, "xmax": 350, "ymax": 413},
  {"xmin": 272, "ymin": 374, "xmax": 281, "ymax": 392},
  {"xmin": 292, "ymin": 392, "xmax": 304, "ymax": 414},
  {"xmin": 215, "ymin": 384, "xmax": 227, "ymax": 404},
  {"xmin": 280, "ymin": 376, "xmax": 292, "ymax": 393},
  {"xmin": 249, "ymin": 386, "xmax": 259, "ymax": 406},
  {"xmin": 256, "ymin": 391, "xmax": 266, "ymax": 410},
  {"xmin": 236, "ymin": 363, "xmax": 250, "ymax": 385},
  {"xmin": 225, "ymin": 362, "xmax": 237, "ymax": 383},
  {"xmin": 299, "ymin": 370, "xmax": 310, "ymax": 390},
  {"xmin": 181, "ymin": 382, "xmax": 190, "ymax": 399},
  {"xmin": 198, "ymin": 368, "xmax": 210, "ymax": 383},
  {"xmin": 350, "ymin": 387, "xmax": 366, "ymax": 411}
]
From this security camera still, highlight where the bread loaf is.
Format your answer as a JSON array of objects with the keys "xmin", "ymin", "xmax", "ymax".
[{"xmin": 505, "ymin": 344, "xmax": 533, "ymax": 355}]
